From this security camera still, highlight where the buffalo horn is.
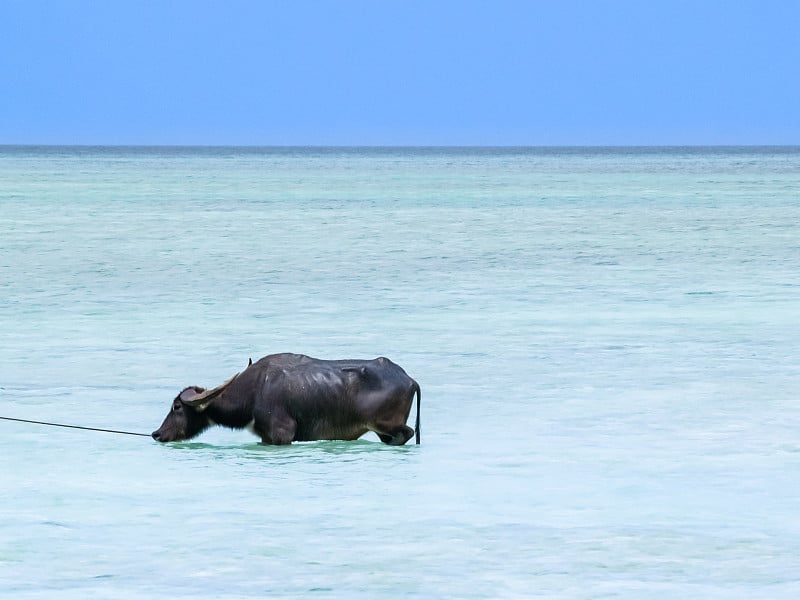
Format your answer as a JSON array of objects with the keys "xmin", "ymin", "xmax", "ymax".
[{"xmin": 183, "ymin": 372, "xmax": 239, "ymax": 407}]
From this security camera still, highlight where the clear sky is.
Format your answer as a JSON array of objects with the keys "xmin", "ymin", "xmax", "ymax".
[{"xmin": 1, "ymin": 0, "xmax": 798, "ymax": 146}]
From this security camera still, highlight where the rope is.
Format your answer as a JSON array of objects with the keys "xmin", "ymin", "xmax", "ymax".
[{"xmin": 0, "ymin": 415, "xmax": 150, "ymax": 437}]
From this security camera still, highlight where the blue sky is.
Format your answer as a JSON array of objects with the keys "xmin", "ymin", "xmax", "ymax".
[{"xmin": 1, "ymin": 0, "xmax": 798, "ymax": 145}]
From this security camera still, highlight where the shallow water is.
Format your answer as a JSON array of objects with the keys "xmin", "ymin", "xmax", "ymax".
[{"xmin": 2, "ymin": 146, "xmax": 800, "ymax": 597}]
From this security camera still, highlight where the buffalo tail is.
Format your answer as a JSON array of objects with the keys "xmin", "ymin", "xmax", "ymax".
[{"xmin": 414, "ymin": 381, "xmax": 421, "ymax": 444}]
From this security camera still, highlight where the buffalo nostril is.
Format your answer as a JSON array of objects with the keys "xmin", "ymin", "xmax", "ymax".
[{"xmin": 151, "ymin": 431, "xmax": 161, "ymax": 441}]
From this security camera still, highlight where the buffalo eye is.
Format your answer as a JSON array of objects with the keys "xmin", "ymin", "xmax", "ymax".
[{"xmin": 173, "ymin": 402, "xmax": 182, "ymax": 412}]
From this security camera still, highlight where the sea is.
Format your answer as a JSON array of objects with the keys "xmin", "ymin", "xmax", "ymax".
[{"xmin": 1, "ymin": 146, "xmax": 799, "ymax": 598}]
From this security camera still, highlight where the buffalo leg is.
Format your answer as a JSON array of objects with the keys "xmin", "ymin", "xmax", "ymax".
[
  {"xmin": 258, "ymin": 407, "xmax": 296, "ymax": 445},
  {"xmin": 375, "ymin": 424, "xmax": 415, "ymax": 446}
]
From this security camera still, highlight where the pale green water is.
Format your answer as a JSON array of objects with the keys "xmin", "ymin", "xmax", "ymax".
[{"xmin": 2, "ymin": 146, "xmax": 800, "ymax": 598}]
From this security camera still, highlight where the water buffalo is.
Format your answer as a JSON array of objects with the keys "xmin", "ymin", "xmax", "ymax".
[{"xmin": 152, "ymin": 353, "xmax": 421, "ymax": 445}]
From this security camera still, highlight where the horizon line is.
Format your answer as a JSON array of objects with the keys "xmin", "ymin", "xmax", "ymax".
[{"xmin": 2, "ymin": 143, "xmax": 799, "ymax": 149}]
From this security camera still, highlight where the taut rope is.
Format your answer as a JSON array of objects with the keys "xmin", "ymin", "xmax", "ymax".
[{"xmin": 0, "ymin": 415, "xmax": 150, "ymax": 437}]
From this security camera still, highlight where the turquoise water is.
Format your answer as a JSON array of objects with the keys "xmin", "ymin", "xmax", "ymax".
[{"xmin": 2, "ymin": 146, "xmax": 800, "ymax": 598}]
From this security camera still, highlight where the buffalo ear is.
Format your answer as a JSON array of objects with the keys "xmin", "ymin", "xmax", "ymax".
[
  {"xmin": 182, "ymin": 372, "xmax": 239, "ymax": 411},
  {"xmin": 179, "ymin": 386, "xmax": 204, "ymax": 402}
]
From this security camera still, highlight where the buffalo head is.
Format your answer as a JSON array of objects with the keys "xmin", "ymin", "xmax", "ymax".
[{"xmin": 151, "ymin": 374, "xmax": 237, "ymax": 442}]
